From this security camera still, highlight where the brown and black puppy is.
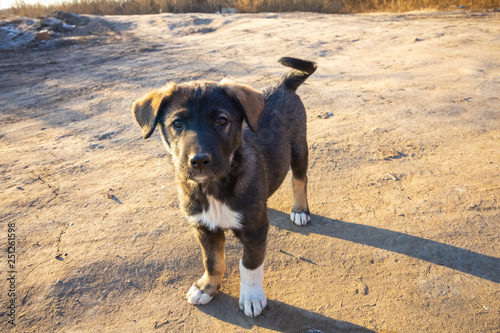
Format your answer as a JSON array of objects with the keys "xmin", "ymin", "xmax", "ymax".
[{"xmin": 132, "ymin": 57, "xmax": 316, "ymax": 317}]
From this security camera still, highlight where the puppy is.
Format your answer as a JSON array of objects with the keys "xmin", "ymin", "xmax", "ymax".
[{"xmin": 132, "ymin": 57, "xmax": 316, "ymax": 317}]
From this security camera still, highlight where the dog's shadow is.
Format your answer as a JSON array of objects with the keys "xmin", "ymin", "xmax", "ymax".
[
  {"xmin": 268, "ymin": 209, "xmax": 500, "ymax": 284},
  {"xmin": 196, "ymin": 208, "xmax": 498, "ymax": 331},
  {"xmin": 198, "ymin": 292, "xmax": 373, "ymax": 332}
]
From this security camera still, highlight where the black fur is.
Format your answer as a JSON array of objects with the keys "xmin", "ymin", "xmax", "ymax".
[{"xmin": 277, "ymin": 57, "xmax": 317, "ymax": 91}]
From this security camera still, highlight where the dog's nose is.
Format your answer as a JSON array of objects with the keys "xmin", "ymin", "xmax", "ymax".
[{"xmin": 189, "ymin": 153, "xmax": 212, "ymax": 170}]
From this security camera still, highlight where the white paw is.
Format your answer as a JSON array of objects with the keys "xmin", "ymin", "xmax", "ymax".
[
  {"xmin": 239, "ymin": 260, "xmax": 267, "ymax": 317},
  {"xmin": 186, "ymin": 285, "xmax": 213, "ymax": 305},
  {"xmin": 290, "ymin": 211, "xmax": 310, "ymax": 226}
]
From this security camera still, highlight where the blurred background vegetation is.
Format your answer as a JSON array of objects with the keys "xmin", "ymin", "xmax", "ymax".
[{"xmin": 5, "ymin": 0, "xmax": 500, "ymax": 17}]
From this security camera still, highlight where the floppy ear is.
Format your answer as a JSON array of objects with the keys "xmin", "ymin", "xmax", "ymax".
[
  {"xmin": 131, "ymin": 82, "xmax": 177, "ymax": 139},
  {"xmin": 220, "ymin": 79, "xmax": 265, "ymax": 132}
]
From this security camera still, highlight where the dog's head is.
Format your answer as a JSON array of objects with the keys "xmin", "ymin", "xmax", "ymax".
[{"xmin": 132, "ymin": 79, "xmax": 265, "ymax": 184}]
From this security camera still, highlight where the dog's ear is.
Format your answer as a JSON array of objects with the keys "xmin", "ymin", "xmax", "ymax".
[
  {"xmin": 132, "ymin": 82, "xmax": 177, "ymax": 139},
  {"xmin": 220, "ymin": 79, "xmax": 264, "ymax": 132}
]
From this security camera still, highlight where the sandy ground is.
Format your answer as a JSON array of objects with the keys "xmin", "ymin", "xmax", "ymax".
[{"xmin": 1, "ymin": 10, "xmax": 499, "ymax": 332}]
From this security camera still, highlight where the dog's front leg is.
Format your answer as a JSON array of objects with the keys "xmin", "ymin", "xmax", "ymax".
[
  {"xmin": 233, "ymin": 225, "xmax": 268, "ymax": 317},
  {"xmin": 187, "ymin": 225, "xmax": 225, "ymax": 305}
]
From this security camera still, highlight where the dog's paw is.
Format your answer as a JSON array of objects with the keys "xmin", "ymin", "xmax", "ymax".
[
  {"xmin": 239, "ymin": 282, "xmax": 267, "ymax": 317},
  {"xmin": 239, "ymin": 260, "xmax": 267, "ymax": 317},
  {"xmin": 186, "ymin": 285, "xmax": 214, "ymax": 305},
  {"xmin": 290, "ymin": 211, "xmax": 310, "ymax": 226},
  {"xmin": 239, "ymin": 288, "xmax": 266, "ymax": 317}
]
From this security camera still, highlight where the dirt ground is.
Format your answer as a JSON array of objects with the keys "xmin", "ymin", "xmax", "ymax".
[{"xmin": 1, "ymin": 10, "xmax": 499, "ymax": 332}]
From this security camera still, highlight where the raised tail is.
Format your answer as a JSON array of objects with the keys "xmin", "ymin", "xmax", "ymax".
[{"xmin": 277, "ymin": 57, "xmax": 317, "ymax": 91}]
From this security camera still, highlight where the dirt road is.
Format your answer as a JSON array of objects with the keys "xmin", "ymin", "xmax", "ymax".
[{"xmin": 1, "ymin": 10, "xmax": 499, "ymax": 332}]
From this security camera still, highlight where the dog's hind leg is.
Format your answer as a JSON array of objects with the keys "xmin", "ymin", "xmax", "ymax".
[
  {"xmin": 290, "ymin": 138, "xmax": 310, "ymax": 226},
  {"xmin": 187, "ymin": 225, "xmax": 225, "ymax": 305}
]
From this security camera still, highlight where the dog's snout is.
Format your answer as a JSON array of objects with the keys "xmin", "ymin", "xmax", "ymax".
[{"xmin": 189, "ymin": 153, "xmax": 212, "ymax": 170}]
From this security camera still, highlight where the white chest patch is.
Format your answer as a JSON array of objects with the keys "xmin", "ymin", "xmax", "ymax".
[{"xmin": 189, "ymin": 196, "xmax": 242, "ymax": 230}]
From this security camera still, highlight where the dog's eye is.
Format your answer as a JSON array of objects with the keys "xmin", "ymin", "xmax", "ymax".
[
  {"xmin": 216, "ymin": 117, "xmax": 228, "ymax": 127},
  {"xmin": 173, "ymin": 119, "xmax": 184, "ymax": 129}
]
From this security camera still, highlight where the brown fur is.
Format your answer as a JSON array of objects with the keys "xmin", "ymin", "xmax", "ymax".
[
  {"xmin": 220, "ymin": 79, "xmax": 265, "ymax": 132},
  {"xmin": 292, "ymin": 176, "xmax": 309, "ymax": 213},
  {"xmin": 192, "ymin": 225, "xmax": 225, "ymax": 296},
  {"xmin": 132, "ymin": 82, "xmax": 178, "ymax": 139}
]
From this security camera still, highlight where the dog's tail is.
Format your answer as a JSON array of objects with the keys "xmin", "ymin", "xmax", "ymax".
[{"xmin": 277, "ymin": 57, "xmax": 317, "ymax": 91}]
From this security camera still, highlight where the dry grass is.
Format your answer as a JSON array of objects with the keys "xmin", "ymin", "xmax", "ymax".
[
  {"xmin": 343, "ymin": 0, "xmax": 499, "ymax": 12},
  {"xmin": 9, "ymin": 0, "xmax": 224, "ymax": 16},
  {"xmin": 6, "ymin": 0, "xmax": 500, "ymax": 17},
  {"xmin": 235, "ymin": 0, "xmax": 341, "ymax": 13}
]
